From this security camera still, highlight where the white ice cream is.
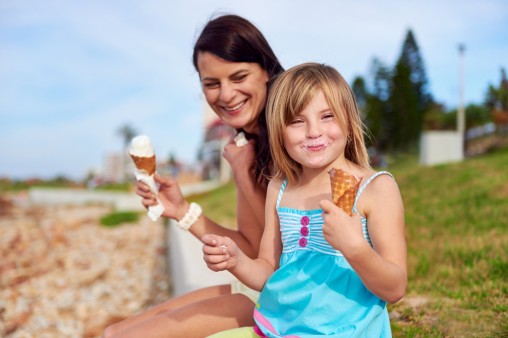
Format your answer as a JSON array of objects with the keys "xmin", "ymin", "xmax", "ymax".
[
  {"xmin": 234, "ymin": 132, "xmax": 248, "ymax": 147},
  {"xmin": 129, "ymin": 135, "xmax": 155, "ymax": 157}
]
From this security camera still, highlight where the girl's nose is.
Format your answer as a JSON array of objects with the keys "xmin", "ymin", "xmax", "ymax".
[{"xmin": 306, "ymin": 121, "xmax": 322, "ymax": 138}]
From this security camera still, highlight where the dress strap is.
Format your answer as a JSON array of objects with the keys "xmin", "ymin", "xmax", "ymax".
[
  {"xmin": 276, "ymin": 178, "xmax": 288, "ymax": 208},
  {"xmin": 353, "ymin": 171, "xmax": 393, "ymax": 210}
]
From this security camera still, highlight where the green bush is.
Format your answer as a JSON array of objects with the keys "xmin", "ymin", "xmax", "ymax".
[{"xmin": 100, "ymin": 211, "xmax": 140, "ymax": 227}]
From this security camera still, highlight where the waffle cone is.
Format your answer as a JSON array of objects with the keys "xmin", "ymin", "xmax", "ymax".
[
  {"xmin": 328, "ymin": 168, "xmax": 361, "ymax": 216},
  {"xmin": 130, "ymin": 154, "xmax": 156, "ymax": 176}
]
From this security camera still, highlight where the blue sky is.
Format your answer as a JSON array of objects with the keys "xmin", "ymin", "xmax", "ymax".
[{"xmin": 1, "ymin": 0, "xmax": 507, "ymax": 180}]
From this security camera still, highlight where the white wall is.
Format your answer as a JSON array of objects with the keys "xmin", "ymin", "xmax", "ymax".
[{"xmin": 420, "ymin": 131, "xmax": 464, "ymax": 166}]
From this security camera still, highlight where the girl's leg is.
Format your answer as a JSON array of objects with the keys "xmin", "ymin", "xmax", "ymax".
[{"xmin": 103, "ymin": 284, "xmax": 256, "ymax": 338}]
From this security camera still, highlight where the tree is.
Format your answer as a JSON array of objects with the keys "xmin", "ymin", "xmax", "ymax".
[
  {"xmin": 117, "ymin": 124, "xmax": 138, "ymax": 150},
  {"xmin": 389, "ymin": 29, "xmax": 433, "ymax": 149},
  {"xmin": 486, "ymin": 67, "xmax": 508, "ymax": 124},
  {"xmin": 116, "ymin": 124, "xmax": 138, "ymax": 181},
  {"xmin": 365, "ymin": 58, "xmax": 393, "ymax": 151}
]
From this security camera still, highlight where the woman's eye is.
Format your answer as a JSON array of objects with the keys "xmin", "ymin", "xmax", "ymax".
[
  {"xmin": 203, "ymin": 82, "xmax": 219, "ymax": 89},
  {"xmin": 232, "ymin": 74, "xmax": 247, "ymax": 82}
]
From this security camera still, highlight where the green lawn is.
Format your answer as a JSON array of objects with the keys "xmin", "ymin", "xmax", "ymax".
[{"xmin": 191, "ymin": 147, "xmax": 508, "ymax": 337}]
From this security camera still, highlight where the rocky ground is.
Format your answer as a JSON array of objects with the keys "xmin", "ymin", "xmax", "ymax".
[{"xmin": 0, "ymin": 194, "xmax": 169, "ymax": 338}]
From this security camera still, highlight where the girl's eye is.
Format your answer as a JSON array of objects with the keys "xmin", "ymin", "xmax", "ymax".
[
  {"xmin": 322, "ymin": 113, "xmax": 334, "ymax": 120},
  {"xmin": 290, "ymin": 118, "xmax": 304, "ymax": 125}
]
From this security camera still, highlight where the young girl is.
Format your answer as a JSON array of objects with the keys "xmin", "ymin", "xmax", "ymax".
[{"xmin": 202, "ymin": 63, "xmax": 407, "ymax": 337}]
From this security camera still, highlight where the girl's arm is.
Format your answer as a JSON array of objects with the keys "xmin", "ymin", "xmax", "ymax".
[
  {"xmin": 202, "ymin": 179, "xmax": 283, "ymax": 291},
  {"xmin": 321, "ymin": 175, "xmax": 407, "ymax": 303}
]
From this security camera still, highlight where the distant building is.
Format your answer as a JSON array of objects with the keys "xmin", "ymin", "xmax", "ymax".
[
  {"xmin": 199, "ymin": 103, "xmax": 235, "ymax": 182},
  {"xmin": 103, "ymin": 152, "xmax": 124, "ymax": 183}
]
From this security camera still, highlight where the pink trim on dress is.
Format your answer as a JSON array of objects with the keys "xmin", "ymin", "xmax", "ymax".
[{"xmin": 253, "ymin": 308, "xmax": 300, "ymax": 338}]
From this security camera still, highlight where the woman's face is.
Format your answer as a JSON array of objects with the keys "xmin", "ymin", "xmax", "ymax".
[{"xmin": 197, "ymin": 52, "xmax": 269, "ymax": 134}]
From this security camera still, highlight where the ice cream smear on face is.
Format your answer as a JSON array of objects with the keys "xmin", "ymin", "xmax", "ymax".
[
  {"xmin": 301, "ymin": 138, "xmax": 332, "ymax": 151},
  {"xmin": 129, "ymin": 135, "xmax": 156, "ymax": 176}
]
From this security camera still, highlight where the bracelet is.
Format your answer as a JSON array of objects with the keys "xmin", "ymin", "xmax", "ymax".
[{"xmin": 176, "ymin": 202, "xmax": 202, "ymax": 231}]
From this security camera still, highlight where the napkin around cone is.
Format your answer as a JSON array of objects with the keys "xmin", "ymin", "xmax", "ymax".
[{"xmin": 328, "ymin": 168, "xmax": 361, "ymax": 216}]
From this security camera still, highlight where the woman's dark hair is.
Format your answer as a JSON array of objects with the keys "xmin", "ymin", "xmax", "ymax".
[{"xmin": 193, "ymin": 14, "xmax": 284, "ymax": 187}]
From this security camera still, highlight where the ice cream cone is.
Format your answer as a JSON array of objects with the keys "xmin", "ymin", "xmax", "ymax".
[
  {"xmin": 128, "ymin": 135, "xmax": 164, "ymax": 221},
  {"xmin": 129, "ymin": 154, "xmax": 156, "ymax": 176},
  {"xmin": 328, "ymin": 168, "xmax": 361, "ymax": 216}
]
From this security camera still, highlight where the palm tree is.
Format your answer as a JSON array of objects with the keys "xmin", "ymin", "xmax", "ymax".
[{"xmin": 116, "ymin": 124, "xmax": 138, "ymax": 181}]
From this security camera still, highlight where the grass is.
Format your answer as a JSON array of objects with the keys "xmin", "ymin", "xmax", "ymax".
[
  {"xmin": 192, "ymin": 147, "xmax": 508, "ymax": 337},
  {"xmin": 388, "ymin": 147, "xmax": 508, "ymax": 337}
]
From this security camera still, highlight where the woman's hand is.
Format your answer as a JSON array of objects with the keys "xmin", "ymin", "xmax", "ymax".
[
  {"xmin": 201, "ymin": 234, "xmax": 239, "ymax": 272},
  {"xmin": 222, "ymin": 138, "xmax": 256, "ymax": 182},
  {"xmin": 135, "ymin": 173, "xmax": 189, "ymax": 220},
  {"xmin": 320, "ymin": 199, "xmax": 367, "ymax": 257}
]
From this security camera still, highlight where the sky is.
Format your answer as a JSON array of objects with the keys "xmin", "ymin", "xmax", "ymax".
[{"xmin": 1, "ymin": 0, "xmax": 507, "ymax": 180}]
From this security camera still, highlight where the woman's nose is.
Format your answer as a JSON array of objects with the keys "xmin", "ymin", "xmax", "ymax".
[{"xmin": 219, "ymin": 82, "xmax": 236, "ymax": 103}]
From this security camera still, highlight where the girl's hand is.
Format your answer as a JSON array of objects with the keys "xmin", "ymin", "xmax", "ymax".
[
  {"xmin": 320, "ymin": 199, "xmax": 366, "ymax": 256},
  {"xmin": 135, "ymin": 173, "xmax": 189, "ymax": 220},
  {"xmin": 201, "ymin": 234, "xmax": 239, "ymax": 272},
  {"xmin": 222, "ymin": 138, "xmax": 256, "ymax": 181}
]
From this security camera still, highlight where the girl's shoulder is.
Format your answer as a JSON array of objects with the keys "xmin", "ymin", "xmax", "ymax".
[
  {"xmin": 267, "ymin": 177, "xmax": 286, "ymax": 196},
  {"xmin": 357, "ymin": 170, "xmax": 401, "ymax": 205}
]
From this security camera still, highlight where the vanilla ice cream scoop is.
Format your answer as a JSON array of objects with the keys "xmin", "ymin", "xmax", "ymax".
[
  {"xmin": 130, "ymin": 135, "xmax": 155, "ymax": 157},
  {"xmin": 234, "ymin": 132, "xmax": 248, "ymax": 147}
]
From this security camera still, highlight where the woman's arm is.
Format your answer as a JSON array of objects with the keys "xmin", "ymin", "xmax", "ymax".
[
  {"xmin": 321, "ymin": 175, "xmax": 407, "ymax": 303},
  {"xmin": 202, "ymin": 179, "xmax": 283, "ymax": 291},
  {"xmin": 136, "ymin": 171, "xmax": 264, "ymax": 258},
  {"xmin": 223, "ymin": 139, "xmax": 266, "ymax": 257}
]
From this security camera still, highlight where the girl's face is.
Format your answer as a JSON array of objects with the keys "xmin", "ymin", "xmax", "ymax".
[
  {"xmin": 197, "ymin": 52, "xmax": 270, "ymax": 134},
  {"xmin": 283, "ymin": 90, "xmax": 347, "ymax": 170}
]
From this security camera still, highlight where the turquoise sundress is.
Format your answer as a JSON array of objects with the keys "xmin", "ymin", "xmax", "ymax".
[{"xmin": 253, "ymin": 171, "xmax": 394, "ymax": 338}]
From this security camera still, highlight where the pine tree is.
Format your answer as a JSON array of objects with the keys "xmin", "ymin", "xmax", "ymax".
[
  {"xmin": 368, "ymin": 58, "xmax": 393, "ymax": 151},
  {"xmin": 390, "ymin": 29, "xmax": 433, "ymax": 149}
]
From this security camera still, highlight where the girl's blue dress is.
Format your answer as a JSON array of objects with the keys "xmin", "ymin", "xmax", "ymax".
[{"xmin": 254, "ymin": 172, "xmax": 393, "ymax": 338}]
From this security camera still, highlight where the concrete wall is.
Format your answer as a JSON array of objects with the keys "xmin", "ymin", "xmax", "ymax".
[
  {"xmin": 168, "ymin": 223, "xmax": 236, "ymax": 296},
  {"xmin": 420, "ymin": 131, "xmax": 464, "ymax": 166}
]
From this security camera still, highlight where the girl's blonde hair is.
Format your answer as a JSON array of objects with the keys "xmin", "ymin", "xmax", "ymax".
[{"xmin": 266, "ymin": 62, "xmax": 371, "ymax": 185}]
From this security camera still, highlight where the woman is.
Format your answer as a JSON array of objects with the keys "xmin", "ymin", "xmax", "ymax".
[{"xmin": 103, "ymin": 14, "xmax": 284, "ymax": 338}]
